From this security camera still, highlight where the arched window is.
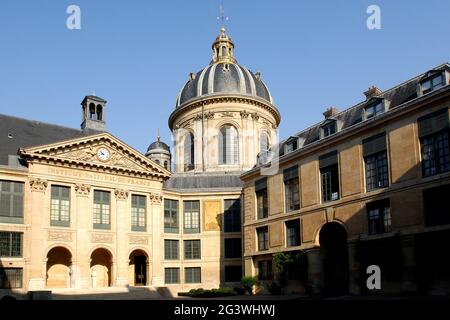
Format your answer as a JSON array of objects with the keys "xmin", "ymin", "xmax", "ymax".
[
  {"xmin": 260, "ymin": 132, "xmax": 270, "ymax": 153},
  {"xmin": 164, "ymin": 161, "xmax": 169, "ymax": 171},
  {"xmin": 219, "ymin": 125, "xmax": 239, "ymax": 165},
  {"xmin": 155, "ymin": 159, "xmax": 160, "ymax": 165},
  {"xmin": 89, "ymin": 103, "xmax": 96, "ymax": 120},
  {"xmin": 96, "ymin": 105, "xmax": 103, "ymax": 121},
  {"xmin": 184, "ymin": 132, "xmax": 195, "ymax": 171}
]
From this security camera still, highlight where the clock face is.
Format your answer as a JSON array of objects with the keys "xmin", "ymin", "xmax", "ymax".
[{"xmin": 96, "ymin": 147, "xmax": 110, "ymax": 161}]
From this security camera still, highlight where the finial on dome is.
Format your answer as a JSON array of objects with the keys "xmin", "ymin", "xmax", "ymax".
[
  {"xmin": 211, "ymin": 26, "xmax": 236, "ymax": 64},
  {"xmin": 157, "ymin": 129, "xmax": 160, "ymax": 143}
]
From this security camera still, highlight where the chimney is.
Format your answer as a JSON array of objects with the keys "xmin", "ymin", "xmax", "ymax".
[
  {"xmin": 323, "ymin": 107, "xmax": 339, "ymax": 119},
  {"xmin": 364, "ymin": 86, "xmax": 382, "ymax": 100}
]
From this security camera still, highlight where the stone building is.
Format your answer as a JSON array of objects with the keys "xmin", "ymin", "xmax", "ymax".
[
  {"xmin": 241, "ymin": 63, "xmax": 450, "ymax": 295},
  {"xmin": 0, "ymin": 27, "xmax": 279, "ymax": 296}
]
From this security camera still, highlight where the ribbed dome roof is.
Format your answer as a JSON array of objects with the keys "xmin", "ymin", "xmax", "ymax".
[
  {"xmin": 147, "ymin": 140, "xmax": 170, "ymax": 152},
  {"xmin": 175, "ymin": 63, "xmax": 273, "ymax": 108},
  {"xmin": 175, "ymin": 27, "xmax": 273, "ymax": 108}
]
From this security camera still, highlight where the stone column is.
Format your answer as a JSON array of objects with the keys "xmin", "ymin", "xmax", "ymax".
[
  {"xmin": 401, "ymin": 234, "xmax": 418, "ymax": 293},
  {"xmin": 74, "ymin": 183, "xmax": 91, "ymax": 289},
  {"xmin": 347, "ymin": 241, "xmax": 361, "ymax": 295},
  {"xmin": 150, "ymin": 192, "xmax": 164, "ymax": 286},
  {"xmin": 27, "ymin": 178, "xmax": 48, "ymax": 291},
  {"xmin": 114, "ymin": 189, "xmax": 130, "ymax": 287},
  {"xmin": 307, "ymin": 248, "xmax": 323, "ymax": 294}
]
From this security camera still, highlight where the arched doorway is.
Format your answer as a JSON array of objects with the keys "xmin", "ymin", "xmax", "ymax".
[
  {"xmin": 90, "ymin": 248, "xmax": 112, "ymax": 288},
  {"xmin": 128, "ymin": 250, "xmax": 148, "ymax": 286},
  {"xmin": 319, "ymin": 222, "xmax": 349, "ymax": 294},
  {"xmin": 46, "ymin": 247, "xmax": 72, "ymax": 288}
]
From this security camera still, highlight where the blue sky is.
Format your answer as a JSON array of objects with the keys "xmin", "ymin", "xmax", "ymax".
[{"xmin": 0, "ymin": 0, "xmax": 449, "ymax": 153}]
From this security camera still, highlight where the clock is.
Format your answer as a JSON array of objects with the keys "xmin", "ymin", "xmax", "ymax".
[{"xmin": 96, "ymin": 147, "xmax": 110, "ymax": 161}]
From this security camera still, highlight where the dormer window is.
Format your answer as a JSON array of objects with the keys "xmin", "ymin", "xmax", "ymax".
[
  {"xmin": 285, "ymin": 138, "xmax": 298, "ymax": 153},
  {"xmin": 322, "ymin": 121, "xmax": 336, "ymax": 138},
  {"xmin": 365, "ymin": 99, "xmax": 385, "ymax": 119},
  {"xmin": 421, "ymin": 72, "xmax": 444, "ymax": 95}
]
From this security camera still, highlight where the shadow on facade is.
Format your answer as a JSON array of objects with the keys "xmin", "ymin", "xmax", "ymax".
[{"xmin": 253, "ymin": 161, "xmax": 450, "ymax": 297}]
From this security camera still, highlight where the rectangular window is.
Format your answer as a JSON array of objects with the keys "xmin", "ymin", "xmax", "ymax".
[
  {"xmin": 258, "ymin": 260, "xmax": 273, "ymax": 280},
  {"xmin": 184, "ymin": 267, "xmax": 201, "ymax": 284},
  {"xmin": 164, "ymin": 268, "xmax": 180, "ymax": 284},
  {"xmin": 164, "ymin": 199, "xmax": 179, "ymax": 233},
  {"xmin": 418, "ymin": 109, "xmax": 450, "ymax": 177},
  {"xmin": 420, "ymin": 132, "xmax": 450, "ymax": 177},
  {"xmin": 0, "ymin": 232, "xmax": 23, "ymax": 257},
  {"xmin": 257, "ymin": 226, "xmax": 269, "ymax": 251},
  {"xmin": 284, "ymin": 166, "xmax": 300, "ymax": 212},
  {"xmin": 423, "ymin": 184, "xmax": 450, "ymax": 227},
  {"xmin": 285, "ymin": 139, "xmax": 298, "ymax": 153},
  {"xmin": 224, "ymin": 238, "xmax": 242, "ymax": 258},
  {"xmin": 93, "ymin": 190, "xmax": 110, "ymax": 229},
  {"xmin": 363, "ymin": 133, "xmax": 389, "ymax": 191},
  {"xmin": 365, "ymin": 100, "xmax": 384, "ymax": 119},
  {"xmin": 0, "ymin": 180, "xmax": 24, "ymax": 224},
  {"xmin": 322, "ymin": 121, "xmax": 337, "ymax": 137},
  {"xmin": 131, "ymin": 195, "xmax": 146, "ymax": 232},
  {"xmin": 50, "ymin": 185, "xmax": 70, "ymax": 227},
  {"xmin": 285, "ymin": 219, "xmax": 300, "ymax": 247},
  {"xmin": 421, "ymin": 73, "xmax": 444, "ymax": 95},
  {"xmin": 255, "ymin": 178, "xmax": 268, "ymax": 219},
  {"xmin": 224, "ymin": 199, "xmax": 241, "ymax": 232},
  {"xmin": 164, "ymin": 240, "xmax": 179, "ymax": 260},
  {"xmin": 319, "ymin": 151, "xmax": 340, "ymax": 202},
  {"xmin": 183, "ymin": 201, "xmax": 200, "ymax": 233},
  {"xmin": 184, "ymin": 240, "xmax": 201, "ymax": 259},
  {"xmin": 225, "ymin": 265, "xmax": 242, "ymax": 282},
  {"xmin": 0, "ymin": 268, "xmax": 23, "ymax": 289},
  {"xmin": 367, "ymin": 199, "xmax": 391, "ymax": 235}
]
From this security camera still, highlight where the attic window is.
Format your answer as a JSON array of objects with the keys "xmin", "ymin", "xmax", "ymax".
[
  {"xmin": 285, "ymin": 139, "xmax": 298, "ymax": 153},
  {"xmin": 322, "ymin": 121, "xmax": 337, "ymax": 138},
  {"xmin": 421, "ymin": 72, "xmax": 444, "ymax": 95},
  {"xmin": 365, "ymin": 99, "xmax": 385, "ymax": 119}
]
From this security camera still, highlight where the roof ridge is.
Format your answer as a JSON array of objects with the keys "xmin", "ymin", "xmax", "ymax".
[{"xmin": 277, "ymin": 62, "xmax": 450, "ymax": 145}]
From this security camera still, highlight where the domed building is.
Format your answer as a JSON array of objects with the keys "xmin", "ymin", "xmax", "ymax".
[
  {"xmin": 145, "ymin": 134, "xmax": 171, "ymax": 171},
  {"xmin": 154, "ymin": 27, "xmax": 280, "ymax": 293},
  {"xmin": 168, "ymin": 27, "xmax": 280, "ymax": 174}
]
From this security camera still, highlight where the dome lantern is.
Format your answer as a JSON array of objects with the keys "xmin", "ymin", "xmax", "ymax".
[{"xmin": 211, "ymin": 27, "xmax": 236, "ymax": 64}]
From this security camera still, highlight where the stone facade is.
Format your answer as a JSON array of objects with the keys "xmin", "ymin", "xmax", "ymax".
[{"xmin": 241, "ymin": 64, "xmax": 450, "ymax": 295}]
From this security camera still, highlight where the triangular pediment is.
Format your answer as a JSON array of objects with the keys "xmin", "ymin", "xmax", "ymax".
[{"xmin": 19, "ymin": 132, "xmax": 170, "ymax": 180}]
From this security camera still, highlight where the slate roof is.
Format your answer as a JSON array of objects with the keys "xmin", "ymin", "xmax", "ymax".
[
  {"xmin": 164, "ymin": 172, "xmax": 243, "ymax": 191},
  {"xmin": 0, "ymin": 114, "xmax": 91, "ymax": 165},
  {"xmin": 271, "ymin": 63, "xmax": 450, "ymax": 158}
]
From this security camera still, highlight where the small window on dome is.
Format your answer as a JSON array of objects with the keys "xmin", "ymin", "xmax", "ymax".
[{"xmin": 223, "ymin": 64, "xmax": 230, "ymax": 72}]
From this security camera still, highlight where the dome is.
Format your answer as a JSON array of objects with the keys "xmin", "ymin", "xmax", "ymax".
[
  {"xmin": 175, "ymin": 27, "xmax": 273, "ymax": 108},
  {"xmin": 146, "ymin": 135, "xmax": 170, "ymax": 156}
]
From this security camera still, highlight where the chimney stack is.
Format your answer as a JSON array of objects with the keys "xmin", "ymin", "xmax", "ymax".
[
  {"xmin": 364, "ymin": 86, "xmax": 382, "ymax": 100},
  {"xmin": 323, "ymin": 107, "xmax": 339, "ymax": 119}
]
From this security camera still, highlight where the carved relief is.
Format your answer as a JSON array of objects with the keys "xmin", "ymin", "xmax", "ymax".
[
  {"xmin": 220, "ymin": 112, "xmax": 234, "ymax": 118},
  {"xmin": 149, "ymin": 192, "xmax": 162, "ymax": 204},
  {"xmin": 91, "ymin": 233, "xmax": 113, "ymax": 243},
  {"xmin": 57, "ymin": 146, "xmax": 143, "ymax": 171},
  {"xmin": 240, "ymin": 110, "xmax": 250, "ymax": 118},
  {"xmin": 114, "ymin": 189, "xmax": 129, "ymax": 200},
  {"xmin": 251, "ymin": 112, "xmax": 260, "ymax": 120},
  {"xmin": 204, "ymin": 112, "xmax": 215, "ymax": 120},
  {"xmin": 129, "ymin": 236, "xmax": 148, "ymax": 245},
  {"xmin": 29, "ymin": 178, "xmax": 48, "ymax": 192},
  {"xmin": 75, "ymin": 183, "xmax": 91, "ymax": 196},
  {"xmin": 194, "ymin": 114, "xmax": 203, "ymax": 121},
  {"xmin": 48, "ymin": 231, "xmax": 72, "ymax": 242}
]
